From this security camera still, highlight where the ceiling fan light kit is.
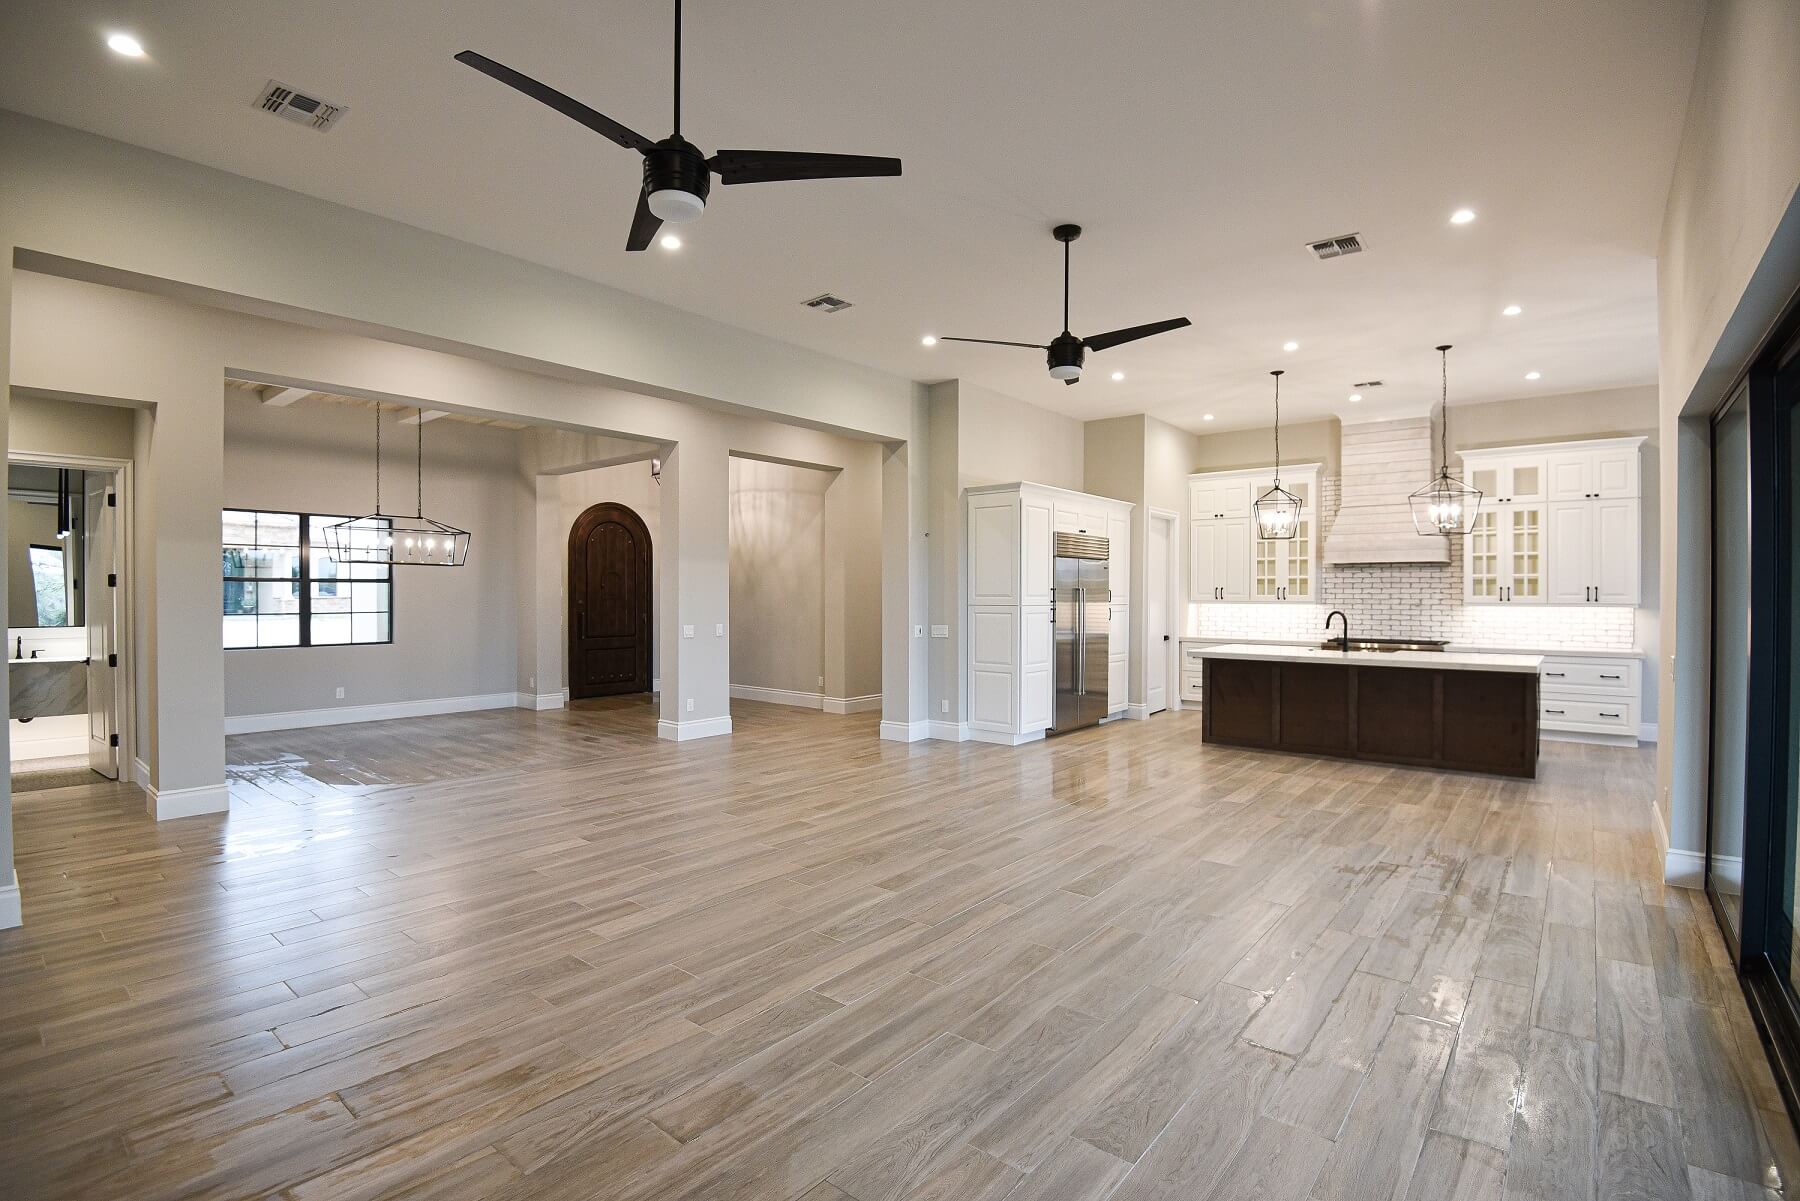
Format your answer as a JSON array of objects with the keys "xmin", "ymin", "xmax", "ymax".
[
  {"xmin": 457, "ymin": 0, "xmax": 901, "ymax": 252},
  {"xmin": 939, "ymin": 224, "xmax": 1193, "ymax": 385}
]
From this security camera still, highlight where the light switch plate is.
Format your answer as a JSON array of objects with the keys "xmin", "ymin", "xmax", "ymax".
[
  {"xmin": 930, "ymin": 625, "xmax": 949, "ymax": 638},
  {"xmin": 715, "ymin": 623, "xmax": 724, "ymax": 636},
  {"xmin": 913, "ymin": 625, "xmax": 924, "ymax": 637},
  {"xmin": 683, "ymin": 625, "xmax": 695, "ymax": 639}
]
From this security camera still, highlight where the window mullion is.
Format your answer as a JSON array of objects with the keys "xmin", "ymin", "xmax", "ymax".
[{"xmin": 298, "ymin": 511, "xmax": 312, "ymax": 647}]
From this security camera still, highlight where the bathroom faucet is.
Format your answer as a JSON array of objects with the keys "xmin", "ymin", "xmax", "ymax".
[{"xmin": 1325, "ymin": 610, "xmax": 1349, "ymax": 652}]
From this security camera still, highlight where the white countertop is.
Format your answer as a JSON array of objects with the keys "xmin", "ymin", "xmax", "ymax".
[
  {"xmin": 1195, "ymin": 642, "xmax": 1544, "ymax": 674},
  {"xmin": 1177, "ymin": 636, "xmax": 1642, "ymax": 660}
]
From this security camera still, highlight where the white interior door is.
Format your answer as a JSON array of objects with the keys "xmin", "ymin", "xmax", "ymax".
[
  {"xmin": 1146, "ymin": 513, "xmax": 1171, "ymax": 714},
  {"xmin": 85, "ymin": 472, "xmax": 119, "ymax": 779}
]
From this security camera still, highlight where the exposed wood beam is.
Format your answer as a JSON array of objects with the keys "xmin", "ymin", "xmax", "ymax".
[
  {"xmin": 398, "ymin": 410, "xmax": 448, "ymax": 425},
  {"xmin": 259, "ymin": 386, "xmax": 313, "ymax": 407}
]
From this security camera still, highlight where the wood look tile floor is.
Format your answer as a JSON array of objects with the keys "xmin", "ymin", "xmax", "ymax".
[{"xmin": 1, "ymin": 698, "xmax": 1793, "ymax": 1200}]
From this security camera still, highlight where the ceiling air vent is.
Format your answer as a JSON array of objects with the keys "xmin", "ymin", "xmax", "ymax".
[
  {"xmin": 802, "ymin": 293, "xmax": 854, "ymax": 314},
  {"xmin": 1307, "ymin": 233, "xmax": 1364, "ymax": 260},
  {"xmin": 255, "ymin": 80, "xmax": 347, "ymax": 132}
]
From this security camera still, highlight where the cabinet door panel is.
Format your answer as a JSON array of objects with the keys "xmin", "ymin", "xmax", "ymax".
[
  {"xmin": 1593, "ymin": 449, "xmax": 1639, "ymax": 499},
  {"xmin": 1505, "ymin": 503, "xmax": 1547, "ymax": 602},
  {"xmin": 1191, "ymin": 521, "xmax": 1220, "ymax": 601},
  {"xmin": 1218, "ymin": 479, "xmax": 1253, "ymax": 518},
  {"xmin": 1546, "ymin": 453, "xmax": 1592, "ymax": 501},
  {"xmin": 1545, "ymin": 501, "xmax": 1592, "ymax": 604},
  {"xmin": 1506, "ymin": 458, "xmax": 1547, "ymax": 503},
  {"xmin": 1466, "ymin": 509, "xmax": 1501, "ymax": 602},
  {"xmin": 1021, "ymin": 605, "xmax": 1053, "ymax": 728},
  {"xmin": 1106, "ymin": 509, "xmax": 1130, "ymax": 602},
  {"xmin": 968, "ymin": 497, "xmax": 1020, "ymax": 605},
  {"xmin": 1219, "ymin": 519, "xmax": 1252, "ymax": 602},
  {"xmin": 1021, "ymin": 498, "xmax": 1054, "ymax": 604},
  {"xmin": 1594, "ymin": 499, "xmax": 1639, "ymax": 604}
]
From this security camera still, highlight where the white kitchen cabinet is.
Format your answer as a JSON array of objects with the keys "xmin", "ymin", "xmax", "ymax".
[
  {"xmin": 1191, "ymin": 464, "xmax": 1320, "ymax": 605},
  {"xmin": 1465, "ymin": 501, "xmax": 1547, "ymax": 603},
  {"xmin": 1461, "ymin": 438, "xmax": 1643, "ymax": 606},
  {"xmin": 964, "ymin": 482, "xmax": 1134, "ymax": 743},
  {"xmin": 1192, "ymin": 517, "xmax": 1251, "ymax": 602},
  {"xmin": 1539, "ymin": 654, "xmax": 1642, "ymax": 744}
]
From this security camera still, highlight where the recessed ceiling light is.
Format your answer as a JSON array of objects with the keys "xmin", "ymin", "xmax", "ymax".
[
  {"xmin": 1348, "ymin": 393, "xmax": 1362, "ymax": 403},
  {"xmin": 105, "ymin": 32, "xmax": 146, "ymax": 58},
  {"xmin": 920, "ymin": 335, "xmax": 937, "ymax": 347},
  {"xmin": 1525, "ymin": 371, "xmax": 1542, "ymax": 381},
  {"xmin": 1450, "ymin": 208, "xmax": 1477, "ymax": 225},
  {"xmin": 1502, "ymin": 304, "xmax": 1522, "ymax": 316},
  {"xmin": 1202, "ymin": 414, "xmax": 1215, "ymax": 422},
  {"xmin": 1283, "ymin": 340, "xmax": 1300, "ymax": 353},
  {"xmin": 1111, "ymin": 371, "xmax": 1125, "ymax": 382},
  {"xmin": 659, "ymin": 233, "xmax": 682, "ymax": 250}
]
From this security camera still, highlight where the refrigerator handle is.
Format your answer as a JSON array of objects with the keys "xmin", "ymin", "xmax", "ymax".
[{"xmin": 1074, "ymin": 587, "xmax": 1085, "ymax": 694}]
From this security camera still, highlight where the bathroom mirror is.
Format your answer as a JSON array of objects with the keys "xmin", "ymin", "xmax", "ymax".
[{"xmin": 7, "ymin": 464, "xmax": 86, "ymax": 628}]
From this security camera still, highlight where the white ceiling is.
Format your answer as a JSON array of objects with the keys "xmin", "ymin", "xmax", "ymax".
[{"xmin": 0, "ymin": 0, "xmax": 1704, "ymax": 433}]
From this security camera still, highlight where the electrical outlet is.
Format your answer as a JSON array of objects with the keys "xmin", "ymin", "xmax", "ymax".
[
  {"xmin": 818, "ymin": 675, "xmax": 825, "ymax": 688},
  {"xmin": 940, "ymin": 699, "xmax": 948, "ymax": 714},
  {"xmin": 685, "ymin": 698, "xmax": 694, "ymax": 713},
  {"xmin": 683, "ymin": 624, "xmax": 695, "ymax": 639},
  {"xmin": 528, "ymin": 676, "xmax": 535, "ymax": 690},
  {"xmin": 715, "ymin": 623, "xmax": 724, "ymax": 637},
  {"xmin": 334, "ymin": 686, "xmax": 345, "ymax": 699}
]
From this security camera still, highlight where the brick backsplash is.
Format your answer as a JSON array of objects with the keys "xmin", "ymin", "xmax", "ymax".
[{"xmin": 1189, "ymin": 477, "xmax": 1638, "ymax": 651}]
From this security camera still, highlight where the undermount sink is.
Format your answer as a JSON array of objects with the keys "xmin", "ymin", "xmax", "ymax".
[{"xmin": 1317, "ymin": 638, "xmax": 1449, "ymax": 654}]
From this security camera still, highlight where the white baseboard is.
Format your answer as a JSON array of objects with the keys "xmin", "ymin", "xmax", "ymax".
[
  {"xmin": 1125, "ymin": 703, "xmax": 1151, "ymax": 721},
  {"xmin": 147, "ymin": 781, "xmax": 229, "ymax": 821},
  {"xmin": 1664, "ymin": 847, "xmax": 1706, "ymax": 889},
  {"xmin": 823, "ymin": 693, "xmax": 882, "ymax": 715},
  {"xmin": 928, "ymin": 720, "xmax": 969, "ymax": 742},
  {"xmin": 656, "ymin": 716, "xmax": 733, "ymax": 742},
  {"xmin": 1541, "ymin": 729, "xmax": 1640, "ymax": 748},
  {"xmin": 731, "ymin": 684, "xmax": 823, "ymax": 709},
  {"xmin": 132, "ymin": 756, "xmax": 151, "ymax": 788},
  {"xmin": 967, "ymin": 727, "xmax": 1047, "ymax": 746},
  {"xmin": 224, "ymin": 692, "xmax": 520, "ymax": 735},
  {"xmin": 0, "ymin": 869, "xmax": 19, "ymax": 930},
  {"xmin": 519, "ymin": 692, "xmax": 566, "ymax": 711},
  {"xmin": 879, "ymin": 720, "xmax": 931, "ymax": 743}
]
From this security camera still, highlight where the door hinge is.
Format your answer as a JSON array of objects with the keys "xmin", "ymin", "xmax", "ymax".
[
  {"xmin": 110, "ymin": 734, "xmax": 120, "ymax": 747},
  {"xmin": 109, "ymin": 653, "xmax": 118, "ymax": 668},
  {"xmin": 108, "ymin": 573, "xmax": 118, "ymax": 588},
  {"xmin": 108, "ymin": 492, "xmax": 117, "ymax": 507}
]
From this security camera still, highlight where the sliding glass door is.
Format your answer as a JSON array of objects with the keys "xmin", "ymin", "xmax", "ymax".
[{"xmin": 1709, "ymin": 385, "xmax": 1751, "ymax": 946}]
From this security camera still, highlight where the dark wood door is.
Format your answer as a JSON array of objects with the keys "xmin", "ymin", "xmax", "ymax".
[{"xmin": 568, "ymin": 503, "xmax": 652, "ymax": 698}]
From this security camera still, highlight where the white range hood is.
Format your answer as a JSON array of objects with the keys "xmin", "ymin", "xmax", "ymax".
[{"xmin": 1322, "ymin": 416, "xmax": 1450, "ymax": 566}]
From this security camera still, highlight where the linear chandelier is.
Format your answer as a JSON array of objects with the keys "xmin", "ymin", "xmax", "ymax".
[{"xmin": 321, "ymin": 406, "xmax": 470, "ymax": 567}]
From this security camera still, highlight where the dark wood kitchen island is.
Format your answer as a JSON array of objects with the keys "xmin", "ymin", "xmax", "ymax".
[{"xmin": 1199, "ymin": 643, "xmax": 1543, "ymax": 778}]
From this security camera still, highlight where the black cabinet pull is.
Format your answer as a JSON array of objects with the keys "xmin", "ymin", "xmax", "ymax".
[
  {"xmin": 1600, "ymin": 673, "xmax": 1620, "ymax": 680},
  {"xmin": 1545, "ymin": 672, "xmax": 1566, "ymax": 677},
  {"xmin": 1546, "ymin": 709, "xmax": 1566, "ymax": 715},
  {"xmin": 1600, "ymin": 712, "xmax": 1621, "ymax": 718}
]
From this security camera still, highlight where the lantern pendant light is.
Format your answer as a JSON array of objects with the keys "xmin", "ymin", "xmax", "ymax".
[
  {"xmin": 1253, "ymin": 369, "xmax": 1301, "ymax": 540},
  {"xmin": 1409, "ymin": 344, "xmax": 1483, "ymax": 536},
  {"xmin": 322, "ymin": 407, "xmax": 471, "ymax": 567}
]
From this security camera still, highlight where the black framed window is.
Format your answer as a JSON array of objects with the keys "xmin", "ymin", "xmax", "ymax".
[{"xmin": 222, "ymin": 509, "xmax": 393, "ymax": 649}]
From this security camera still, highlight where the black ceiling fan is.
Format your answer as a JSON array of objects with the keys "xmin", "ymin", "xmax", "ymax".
[
  {"xmin": 456, "ymin": 0, "xmax": 902, "ymax": 252},
  {"xmin": 938, "ymin": 225, "xmax": 1192, "ymax": 384}
]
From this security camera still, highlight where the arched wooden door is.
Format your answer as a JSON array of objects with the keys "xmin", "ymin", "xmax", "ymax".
[{"xmin": 567, "ymin": 503, "xmax": 653, "ymax": 698}]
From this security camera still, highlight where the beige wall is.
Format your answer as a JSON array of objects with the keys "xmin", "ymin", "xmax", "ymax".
[
  {"xmin": 221, "ymin": 393, "xmax": 522, "ymax": 719},
  {"xmin": 9, "ymin": 392, "xmax": 135, "ymax": 461},
  {"xmin": 956, "ymin": 381, "xmax": 1085, "ymax": 490},
  {"xmin": 1191, "ymin": 418, "xmax": 1338, "ymax": 478},
  {"xmin": 1656, "ymin": 0, "xmax": 1800, "ymax": 857},
  {"xmin": 728, "ymin": 457, "xmax": 834, "ymax": 697}
]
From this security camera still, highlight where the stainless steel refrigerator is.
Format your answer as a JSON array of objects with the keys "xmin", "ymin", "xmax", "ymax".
[{"xmin": 1051, "ymin": 532, "xmax": 1111, "ymax": 734}]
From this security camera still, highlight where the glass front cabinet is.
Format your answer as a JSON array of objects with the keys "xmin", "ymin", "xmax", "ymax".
[
  {"xmin": 1459, "ymin": 437, "xmax": 1642, "ymax": 606},
  {"xmin": 1192, "ymin": 464, "xmax": 1321, "ymax": 604}
]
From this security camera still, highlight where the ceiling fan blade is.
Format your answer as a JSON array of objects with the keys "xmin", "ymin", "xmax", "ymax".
[
  {"xmin": 938, "ymin": 336, "xmax": 1048, "ymax": 350},
  {"xmin": 626, "ymin": 188, "xmax": 662, "ymax": 252},
  {"xmin": 709, "ymin": 149, "xmax": 903, "ymax": 184},
  {"xmin": 455, "ymin": 51, "xmax": 654, "ymax": 152},
  {"xmin": 1082, "ymin": 317, "xmax": 1193, "ymax": 353}
]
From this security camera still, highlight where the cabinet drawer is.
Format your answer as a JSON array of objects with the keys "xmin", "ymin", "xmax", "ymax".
[
  {"xmin": 1180, "ymin": 672, "xmax": 1204, "ymax": 702},
  {"xmin": 1182, "ymin": 646, "xmax": 1209, "ymax": 670},
  {"xmin": 1540, "ymin": 658, "xmax": 1638, "ymax": 693},
  {"xmin": 1541, "ymin": 698, "xmax": 1635, "ymax": 731}
]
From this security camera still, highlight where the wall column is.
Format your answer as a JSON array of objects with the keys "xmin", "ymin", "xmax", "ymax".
[
  {"xmin": 880, "ymin": 392, "xmax": 930, "ymax": 740},
  {"xmin": 657, "ymin": 431, "xmax": 732, "ymax": 739}
]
